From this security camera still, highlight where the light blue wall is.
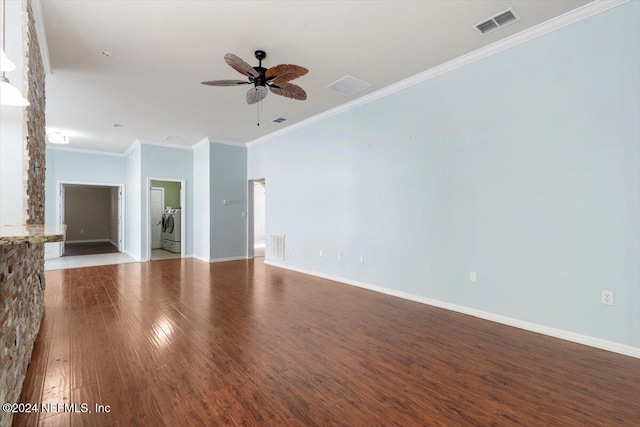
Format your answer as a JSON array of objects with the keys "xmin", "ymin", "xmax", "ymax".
[
  {"xmin": 210, "ymin": 143, "xmax": 247, "ymax": 259},
  {"xmin": 126, "ymin": 144, "xmax": 141, "ymax": 259},
  {"xmin": 45, "ymin": 148, "xmax": 127, "ymax": 225},
  {"xmin": 140, "ymin": 143, "xmax": 193, "ymax": 260},
  {"xmin": 248, "ymin": 2, "xmax": 640, "ymax": 348}
]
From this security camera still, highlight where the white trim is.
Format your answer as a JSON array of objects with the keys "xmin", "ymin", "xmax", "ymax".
[
  {"xmin": 247, "ymin": 0, "xmax": 630, "ymax": 147},
  {"xmin": 31, "ymin": 1, "xmax": 52, "ymax": 75},
  {"xmin": 208, "ymin": 139, "xmax": 247, "ymax": 148},
  {"xmin": 65, "ymin": 239, "xmax": 111, "ymax": 244},
  {"xmin": 210, "ymin": 256, "xmax": 250, "ymax": 263},
  {"xmin": 57, "ymin": 180, "xmax": 126, "ymax": 259},
  {"xmin": 47, "ymin": 145, "xmax": 127, "ymax": 157},
  {"xmin": 149, "ymin": 186, "xmax": 165, "ymax": 250},
  {"xmin": 138, "ymin": 139, "xmax": 194, "ymax": 151},
  {"xmin": 264, "ymin": 260, "xmax": 640, "ymax": 359},
  {"xmin": 124, "ymin": 140, "xmax": 141, "ymax": 157},
  {"xmin": 108, "ymin": 239, "xmax": 118, "ymax": 247},
  {"xmin": 192, "ymin": 255, "xmax": 210, "ymax": 263},
  {"xmin": 191, "ymin": 137, "xmax": 211, "ymax": 150},
  {"xmin": 123, "ymin": 250, "xmax": 140, "ymax": 262}
]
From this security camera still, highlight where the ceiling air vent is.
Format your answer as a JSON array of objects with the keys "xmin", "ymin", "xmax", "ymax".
[
  {"xmin": 325, "ymin": 75, "xmax": 372, "ymax": 97},
  {"xmin": 272, "ymin": 117, "xmax": 287, "ymax": 124},
  {"xmin": 475, "ymin": 8, "xmax": 520, "ymax": 35},
  {"xmin": 163, "ymin": 135, "xmax": 191, "ymax": 144}
]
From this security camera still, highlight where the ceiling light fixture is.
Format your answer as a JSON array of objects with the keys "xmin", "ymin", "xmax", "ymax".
[
  {"xmin": 113, "ymin": 123, "xmax": 122, "ymax": 127},
  {"xmin": 0, "ymin": 0, "xmax": 29, "ymax": 106},
  {"xmin": 47, "ymin": 132, "xmax": 70, "ymax": 144},
  {"xmin": 100, "ymin": 50, "xmax": 113, "ymax": 58}
]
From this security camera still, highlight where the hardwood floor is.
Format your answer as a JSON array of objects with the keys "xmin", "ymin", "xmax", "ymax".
[{"xmin": 14, "ymin": 259, "xmax": 640, "ymax": 426}]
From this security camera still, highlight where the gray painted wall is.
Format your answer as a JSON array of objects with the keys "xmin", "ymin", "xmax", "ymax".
[
  {"xmin": 140, "ymin": 143, "xmax": 193, "ymax": 260},
  {"xmin": 247, "ymin": 3, "xmax": 640, "ymax": 348},
  {"xmin": 64, "ymin": 186, "xmax": 111, "ymax": 241},
  {"xmin": 210, "ymin": 143, "xmax": 247, "ymax": 259}
]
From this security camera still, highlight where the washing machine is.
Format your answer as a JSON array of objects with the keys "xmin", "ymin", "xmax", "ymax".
[{"xmin": 162, "ymin": 208, "xmax": 181, "ymax": 253}]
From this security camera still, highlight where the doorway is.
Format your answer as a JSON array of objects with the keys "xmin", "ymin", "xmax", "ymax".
[
  {"xmin": 249, "ymin": 179, "xmax": 266, "ymax": 258},
  {"xmin": 56, "ymin": 182, "xmax": 124, "ymax": 257},
  {"xmin": 147, "ymin": 178, "xmax": 185, "ymax": 261}
]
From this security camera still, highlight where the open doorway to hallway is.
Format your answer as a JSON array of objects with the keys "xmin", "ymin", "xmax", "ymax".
[
  {"xmin": 148, "ymin": 178, "xmax": 184, "ymax": 261},
  {"xmin": 58, "ymin": 183, "xmax": 123, "ymax": 257},
  {"xmin": 252, "ymin": 179, "xmax": 266, "ymax": 257}
]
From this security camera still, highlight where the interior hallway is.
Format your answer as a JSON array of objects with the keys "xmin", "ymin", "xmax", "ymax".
[{"xmin": 14, "ymin": 259, "xmax": 640, "ymax": 426}]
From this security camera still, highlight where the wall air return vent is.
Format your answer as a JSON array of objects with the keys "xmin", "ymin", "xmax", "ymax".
[
  {"xmin": 272, "ymin": 117, "xmax": 287, "ymax": 124},
  {"xmin": 475, "ymin": 8, "xmax": 520, "ymax": 35},
  {"xmin": 270, "ymin": 234, "xmax": 285, "ymax": 261},
  {"xmin": 325, "ymin": 75, "xmax": 372, "ymax": 97}
]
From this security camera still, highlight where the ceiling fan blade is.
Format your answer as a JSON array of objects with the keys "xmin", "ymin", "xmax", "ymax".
[
  {"xmin": 246, "ymin": 86, "xmax": 268, "ymax": 104},
  {"xmin": 265, "ymin": 64, "xmax": 309, "ymax": 83},
  {"xmin": 201, "ymin": 79, "xmax": 250, "ymax": 86},
  {"xmin": 225, "ymin": 53, "xmax": 259, "ymax": 78},
  {"xmin": 269, "ymin": 82, "xmax": 307, "ymax": 101}
]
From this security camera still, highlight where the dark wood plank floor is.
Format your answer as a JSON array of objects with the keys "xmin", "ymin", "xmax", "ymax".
[
  {"xmin": 63, "ymin": 242, "xmax": 119, "ymax": 257},
  {"xmin": 13, "ymin": 259, "xmax": 640, "ymax": 426}
]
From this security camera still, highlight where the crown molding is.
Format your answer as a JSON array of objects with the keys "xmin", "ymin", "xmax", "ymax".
[
  {"xmin": 30, "ymin": 0, "xmax": 52, "ymax": 75},
  {"xmin": 247, "ymin": 0, "xmax": 630, "ymax": 147},
  {"xmin": 136, "ymin": 138, "xmax": 194, "ymax": 151},
  {"xmin": 124, "ymin": 139, "xmax": 141, "ymax": 157},
  {"xmin": 207, "ymin": 139, "xmax": 247, "ymax": 148},
  {"xmin": 46, "ymin": 144, "xmax": 126, "ymax": 157}
]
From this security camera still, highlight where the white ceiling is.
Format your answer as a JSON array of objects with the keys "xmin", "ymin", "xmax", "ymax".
[{"xmin": 40, "ymin": 0, "xmax": 592, "ymax": 153}]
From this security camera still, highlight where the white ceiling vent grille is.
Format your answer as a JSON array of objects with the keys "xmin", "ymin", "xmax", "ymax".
[
  {"xmin": 163, "ymin": 135, "xmax": 192, "ymax": 144},
  {"xmin": 325, "ymin": 75, "xmax": 372, "ymax": 97},
  {"xmin": 475, "ymin": 8, "xmax": 520, "ymax": 35},
  {"xmin": 272, "ymin": 117, "xmax": 287, "ymax": 124}
]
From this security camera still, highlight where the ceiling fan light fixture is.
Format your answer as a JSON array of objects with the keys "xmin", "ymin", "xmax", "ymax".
[
  {"xmin": 202, "ymin": 50, "xmax": 308, "ymax": 106},
  {"xmin": 0, "ymin": 75, "xmax": 29, "ymax": 106}
]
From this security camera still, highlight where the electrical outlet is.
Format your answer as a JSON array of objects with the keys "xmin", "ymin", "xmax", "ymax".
[
  {"xmin": 338, "ymin": 252, "xmax": 342, "ymax": 260},
  {"xmin": 601, "ymin": 290, "xmax": 614, "ymax": 305},
  {"xmin": 319, "ymin": 249, "xmax": 323, "ymax": 257},
  {"xmin": 469, "ymin": 271, "xmax": 477, "ymax": 283},
  {"xmin": 241, "ymin": 212, "xmax": 246, "ymax": 218},
  {"xmin": 359, "ymin": 255, "xmax": 365, "ymax": 264}
]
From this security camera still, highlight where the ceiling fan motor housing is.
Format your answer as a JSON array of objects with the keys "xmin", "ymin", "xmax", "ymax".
[{"xmin": 251, "ymin": 67, "xmax": 268, "ymax": 87}]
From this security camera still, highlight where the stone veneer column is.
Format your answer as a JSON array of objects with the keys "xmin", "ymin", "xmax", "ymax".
[{"xmin": 0, "ymin": 1, "xmax": 47, "ymax": 426}]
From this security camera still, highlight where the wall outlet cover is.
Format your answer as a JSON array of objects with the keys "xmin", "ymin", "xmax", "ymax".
[
  {"xmin": 601, "ymin": 290, "xmax": 614, "ymax": 305},
  {"xmin": 470, "ymin": 271, "xmax": 477, "ymax": 283}
]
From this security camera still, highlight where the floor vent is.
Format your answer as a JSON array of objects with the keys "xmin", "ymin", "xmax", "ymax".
[
  {"xmin": 270, "ymin": 234, "xmax": 285, "ymax": 261},
  {"xmin": 475, "ymin": 8, "xmax": 520, "ymax": 35},
  {"xmin": 272, "ymin": 117, "xmax": 287, "ymax": 124},
  {"xmin": 325, "ymin": 75, "xmax": 372, "ymax": 97}
]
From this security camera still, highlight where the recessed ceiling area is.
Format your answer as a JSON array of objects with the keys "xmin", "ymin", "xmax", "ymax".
[{"xmin": 40, "ymin": 0, "xmax": 593, "ymax": 153}]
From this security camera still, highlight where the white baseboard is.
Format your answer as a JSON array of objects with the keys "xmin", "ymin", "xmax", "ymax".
[
  {"xmin": 122, "ymin": 250, "xmax": 140, "ymax": 261},
  {"xmin": 264, "ymin": 260, "xmax": 640, "ymax": 359},
  {"xmin": 192, "ymin": 255, "xmax": 210, "ymax": 263},
  {"xmin": 66, "ymin": 239, "xmax": 111, "ymax": 244},
  {"xmin": 210, "ymin": 256, "xmax": 250, "ymax": 263}
]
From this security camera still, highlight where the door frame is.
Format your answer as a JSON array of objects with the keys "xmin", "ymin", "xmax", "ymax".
[
  {"xmin": 55, "ymin": 180, "xmax": 125, "ymax": 257},
  {"xmin": 146, "ymin": 177, "xmax": 186, "ymax": 261},
  {"xmin": 150, "ymin": 186, "xmax": 165, "ymax": 250},
  {"xmin": 247, "ymin": 178, "xmax": 265, "ymax": 259}
]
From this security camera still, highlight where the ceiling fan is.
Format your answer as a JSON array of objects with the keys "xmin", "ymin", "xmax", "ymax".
[{"xmin": 201, "ymin": 50, "xmax": 308, "ymax": 105}]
